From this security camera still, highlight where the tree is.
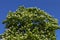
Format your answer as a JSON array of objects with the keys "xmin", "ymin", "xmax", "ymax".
[{"xmin": 1, "ymin": 6, "xmax": 60, "ymax": 40}]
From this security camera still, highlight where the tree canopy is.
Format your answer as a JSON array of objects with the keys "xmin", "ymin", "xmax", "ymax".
[{"xmin": 1, "ymin": 6, "xmax": 60, "ymax": 40}]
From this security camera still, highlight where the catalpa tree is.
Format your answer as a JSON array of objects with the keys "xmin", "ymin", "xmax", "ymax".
[{"xmin": 1, "ymin": 6, "xmax": 60, "ymax": 40}]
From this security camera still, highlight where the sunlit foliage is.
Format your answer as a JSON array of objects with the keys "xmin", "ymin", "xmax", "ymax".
[{"xmin": 1, "ymin": 6, "xmax": 60, "ymax": 40}]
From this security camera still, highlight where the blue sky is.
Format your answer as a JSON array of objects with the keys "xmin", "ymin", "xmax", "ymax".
[{"xmin": 0, "ymin": 0, "xmax": 60, "ymax": 40}]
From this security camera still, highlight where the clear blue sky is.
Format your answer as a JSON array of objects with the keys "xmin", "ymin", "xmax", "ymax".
[{"xmin": 0, "ymin": 0, "xmax": 60, "ymax": 40}]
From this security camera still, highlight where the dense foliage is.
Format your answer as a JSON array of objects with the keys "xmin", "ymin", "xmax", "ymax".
[{"xmin": 1, "ymin": 6, "xmax": 60, "ymax": 40}]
